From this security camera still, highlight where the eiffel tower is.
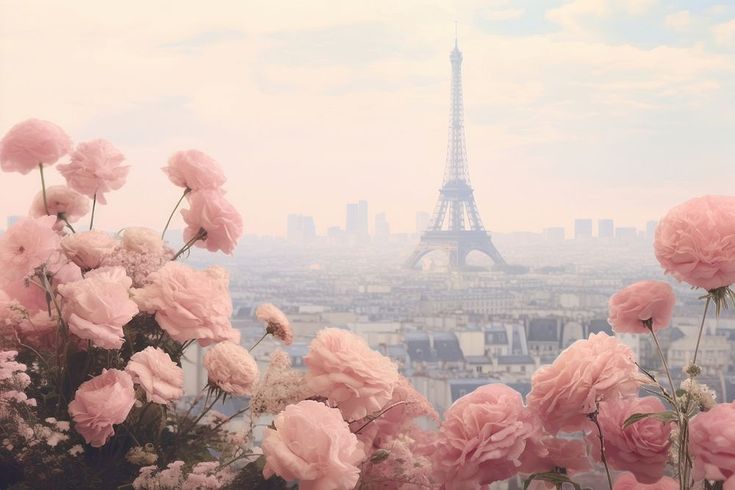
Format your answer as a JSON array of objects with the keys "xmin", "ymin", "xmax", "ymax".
[{"xmin": 406, "ymin": 39, "xmax": 506, "ymax": 269}]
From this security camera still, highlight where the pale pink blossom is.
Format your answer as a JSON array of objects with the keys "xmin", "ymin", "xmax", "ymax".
[
  {"xmin": 608, "ymin": 281, "xmax": 676, "ymax": 334},
  {"xmin": 131, "ymin": 262, "xmax": 239, "ymax": 345},
  {"xmin": 1, "ymin": 278, "xmax": 47, "ymax": 314},
  {"xmin": 125, "ymin": 347, "xmax": 183, "ymax": 404},
  {"xmin": 16, "ymin": 310, "xmax": 58, "ymax": 350},
  {"xmin": 60, "ymin": 230, "xmax": 117, "ymax": 269},
  {"xmin": 520, "ymin": 436, "xmax": 591, "ymax": 477},
  {"xmin": 58, "ymin": 139, "xmax": 128, "ymax": 204},
  {"xmin": 163, "ymin": 149, "xmax": 226, "ymax": 191},
  {"xmin": 121, "ymin": 227, "xmax": 165, "ymax": 255},
  {"xmin": 181, "ymin": 190, "xmax": 243, "ymax": 255},
  {"xmin": 527, "ymin": 332, "xmax": 640, "ymax": 433},
  {"xmin": 654, "ymin": 195, "xmax": 735, "ymax": 290},
  {"xmin": 68, "ymin": 369, "xmax": 135, "ymax": 447},
  {"xmin": 262, "ymin": 400, "xmax": 365, "ymax": 490},
  {"xmin": 255, "ymin": 303, "xmax": 293, "ymax": 345},
  {"xmin": 204, "ymin": 341, "xmax": 258, "ymax": 396},
  {"xmin": 57, "ymin": 266, "xmax": 138, "ymax": 349},
  {"xmin": 689, "ymin": 402, "xmax": 735, "ymax": 484},
  {"xmin": 433, "ymin": 384, "xmax": 542, "ymax": 489},
  {"xmin": 613, "ymin": 473, "xmax": 678, "ymax": 490},
  {"xmin": 305, "ymin": 327, "xmax": 400, "ymax": 420},
  {"xmin": 0, "ymin": 119, "xmax": 72, "ymax": 174},
  {"xmin": 361, "ymin": 433, "xmax": 435, "ymax": 489},
  {"xmin": 0, "ymin": 216, "xmax": 60, "ymax": 284},
  {"xmin": 100, "ymin": 245, "xmax": 171, "ymax": 288},
  {"xmin": 29, "ymin": 185, "xmax": 89, "ymax": 229},
  {"xmin": 251, "ymin": 350, "xmax": 311, "ymax": 416}
]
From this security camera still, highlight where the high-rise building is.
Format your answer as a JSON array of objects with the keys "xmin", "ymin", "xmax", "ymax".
[
  {"xmin": 544, "ymin": 227, "xmax": 565, "ymax": 241},
  {"xmin": 598, "ymin": 219, "xmax": 614, "ymax": 239},
  {"xmin": 574, "ymin": 219, "xmax": 593, "ymax": 239},
  {"xmin": 374, "ymin": 213, "xmax": 390, "ymax": 237},
  {"xmin": 286, "ymin": 214, "xmax": 316, "ymax": 242},
  {"xmin": 415, "ymin": 211, "xmax": 430, "ymax": 234},
  {"xmin": 346, "ymin": 200, "xmax": 368, "ymax": 236}
]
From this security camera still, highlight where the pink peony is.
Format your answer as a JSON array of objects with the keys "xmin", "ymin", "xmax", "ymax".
[
  {"xmin": 121, "ymin": 227, "xmax": 165, "ymax": 255},
  {"xmin": 255, "ymin": 303, "xmax": 293, "ymax": 345},
  {"xmin": 689, "ymin": 402, "xmax": 735, "ymax": 484},
  {"xmin": 181, "ymin": 190, "xmax": 243, "ymax": 255},
  {"xmin": 163, "ymin": 149, "xmax": 226, "ymax": 191},
  {"xmin": 125, "ymin": 347, "xmax": 183, "ymax": 404},
  {"xmin": 60, "ymin": 230, "xmax": 117, "ymax": 269},
  {"xmin": 613, "ymin": 473, "xmax": 678, "ymax": 490},
  {"xmin": 57, "ymin": 139, "xmax": 128, "ymax": 204},
  {"xmin": 57, "ymin": 266, "xmax": 138, "ymax": 349},
  {"xmin": 654, "ymin": 195, "xmax": 735, "ymax": 290},
  {"xmin": 0, "ymin": 216, "xmax": 60, "ymax": 284},
  {"xmin": 527, "ymin": 332, "xmax": 640, "ymax": 433},
  {"xmin": 0, "ymin": 119, "xmax": 72, "ymax": 174},
  {"xmin": 433, "ymin": 384, "xmax": 541, "ymax": 489},
  {"xmin": 29, "ymin": 185, "xmax": 89, "ymax": 228},
  {"xmin": 203, "ymin": 342, "xmax": 258, "ymax": 396},
  {"xmin": 608, "ymin": 280, "xmax": 676, "ymax": 334},
  {"xmin": 262, "ymin": 400, "xmax": 365, "ymax": 490},
  {"xmin": 131, "ymin": 262, "xmax": 240, "ymax": 346},
  {"xmin": 68, "ymin": 369, "xmax": 135, "ymax": 447},
  {"xmin": 304, "ymin": 327, "xmax": 400, "ymax": 420},
  {"xmin": 587, "ymin": 397, "xmax": 671, "ymax": 484}
]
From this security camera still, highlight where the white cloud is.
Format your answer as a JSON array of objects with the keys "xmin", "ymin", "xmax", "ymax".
[
  {"xmin": 664, "ymin": 10, "xmax": 691, "ymax": 31},
  {"xmin": 713, "ymin": 19, "xmax": 735, "ymax": 46}
]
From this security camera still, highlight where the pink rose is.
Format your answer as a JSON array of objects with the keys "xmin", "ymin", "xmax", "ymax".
[
  {"xmin": 689, "ymin": 402, "xmax": 735, "ymax": 484},
  {"xmin": 0, "ymin": 119, "xmax": 72, "ymax": 174},
  {"xmin": 520, "ymin": 436, "xmax": 591, "ymax": 476},
  {"xmin": 126, "ymin": 347, "xmax": 183, "ymax": 404},
  {"xmin": 163, "ymin": 149, "xmax": 226, "ymax": 191},
  {"xmin": 57, "ymin": 266, "xmax": 138, "ymax": 349},
  {"xmin": 433, "ymin": 384, "xmax": 541, "ymax": 489},
  {"xmin": 68, "ymin": 369, "xmax": 135, "ymax": 447},
  {"xmin": 608, "ymin": 280, "xmax": 676, "ymax": 334},
  {"xmin": 60, "ymin": 231, "xmax": 117, "ymax": 269},
  {"xmin": 121, "ymin": 227, "xmax": 165, "ymax": 255},
  {"xmin": 181, "ymin": 190, "xmax": 243, "ymax": 255},
  {"xmin": 587, "ymin": 397, "xmax": 671, "ymax": 484},
  {"xmin": 0, "ymin": 216, "xmax": 60, "ymax": 284},
  {"xmin": 654, "ymin": 195, "xmax": 735, "ymax": 290},
  {"xmin": 527, "ymin": 332, "xmax": 640, "ymax": 433},
  {"xmin": 255, "ymin": 303, "xmax": 293, "ymax": 345},
  {"xmin": 30, "ymin": 185, "xmax": 90, "ymax": 229},
  {"xmin": 305, "ymin": 327, "xmax": 400, "ymax": 420},
  {"xmin": 131, "ymin": 262, "xmax": 240, "ymax": 346},
  {"xmin": 204, "ymin": 342, "xmax": 258, "ymax": 396},
  {"xmin": 57, "ymin": 139, "xmax": 128, "ymax": 204},
  {"xmin": 613, "ymin": 473, "xmax": 678, "ymax": 490},
  {"xmin": 262, "ymin": 400, "xmax": 365, "ymax": 490}
]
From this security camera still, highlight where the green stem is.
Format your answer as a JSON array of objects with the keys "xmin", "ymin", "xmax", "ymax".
[
  {"xmin": 89, "ymin": 194, "xmax": 97, "ymax": 230},
  {"xmin": 589, "ymin": 410, "xmax": 613, "ymax": 490},
  {"xmin": 39, "ymin": 163, "xmax": 49, "ymax": 215},
  {"xmin": 171, "ymin": 228, "xmax": 206, "ymax": 260},
  {"xmin": 647, "ymin": 324, "xmax": 678, "ymax": 411},
  {"xmin": 692, "ymin": 296, "xmax": 711, "ymax": 366},
  {"xmin": 162, "ymin": 188, "xmax": 190, "ymax": 239},
  {"xmin": 60, "ymin": 215, "xmax": 76, "ymax": 233}
]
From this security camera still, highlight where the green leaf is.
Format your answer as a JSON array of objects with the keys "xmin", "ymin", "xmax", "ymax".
[
  {"xmin": 523, "ymin": 472, "xmax": 582, "ymax": 490},
  {"xmin": 623, "ymin": 411, "xmax": 676, "ymax": 429}
]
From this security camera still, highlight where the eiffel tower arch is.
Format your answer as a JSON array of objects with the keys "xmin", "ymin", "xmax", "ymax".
[{"xmin": 406, "ymin": 39, "xmax": 505, "ymax": 269}]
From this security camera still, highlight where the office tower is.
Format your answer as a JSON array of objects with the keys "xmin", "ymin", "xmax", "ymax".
[
  {"xmin": 598, "ymin": 219, "xmax": 614, "ymax": 239},
  {"xmin": 346, "ymin": 200, "xmax": 368, "ymax": 237}
]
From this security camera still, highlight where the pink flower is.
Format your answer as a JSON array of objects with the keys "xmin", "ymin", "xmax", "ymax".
[
  {"xmin": 16, "ymin": 310, "xmax": 59, "ymax": 350},
  {"xmin": 30, "ymin": 185, "xmax": 89, "ymax": 228},
  {"xmin": 0, "ymin": 119, "xmax": 72, "ymax": 174},
  {"xmin": 520, "ymin": 436, "xmax": 591, "ymax": 476},
  {"xmin": 60, "ymin": 231, "xmax": 117, "ymax": 269},
  {"xmin": 0, "ymin": 216, "xmax": 60, "ymax": 284},
  {"xmin": 125, "ymin": 347, "xmax": 183, "ymax": 404},
  {"xmin": 250, "ymin": 350, "xmax": 311, "ymax": 416},
  {"xmin": 57, "ymin": 139, "xmax": 128, "ymax": 204},
  {"xmin": 613, "ymin": 473, "xmax": 678, "ymax": 490},
  {"xmin": 255, "ymin": 303, "xmax": 293, "ymax": 345},
  {"xmin": 433, "ymin": 384, "xmax": 541, "ymax": 489},
  {"xmin": 163, "ymin": 149, "xmax": 226, "ymax": 191},
  {"xmin": 204, "ymin": 342, "xmax": 258, "ymax": 396},
  {"xmin": 587, "ymin": 397, "xmax": 671, "ymax": 484},
  {"xmin": 527, "ymin": 332, "xmax": 640, "ymax": 433},
  {"xmin": 121, "ymin": 227, "xmax": 165, "ymax": 255},
  {"xmin": 262, "ymin": 400, "xmax": 365, "ymax": 490},
  {"xmin": 608, "ymin": 280, "xmax": 676, "ymax": 334},
  {"xmin": 181, "ymin": 190, "xmax": 243, "ymax": 255},
  {"xmin": 68, "ymin": 369, "xmax": 135, "ymax": 447},
  {"xmin": 689, "ymin": 402, "xmax": 735, "ymax": 484},
  {"xmin": 654, "ymin": 195, "xmax": 735, "ymax": 290},
  {"xmin": 57, "ymin": 266, "xmax": 138, "ymax": 349},
  {"xmin": 305, "ymin": 327, "xmax": 400, "ymax": 420},
  {"xmin": 131, "ymin": 262, "xmax": 240, "ymax": 345}
]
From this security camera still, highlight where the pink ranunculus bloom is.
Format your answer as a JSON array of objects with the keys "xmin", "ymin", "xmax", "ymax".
[
  {"xmin": 689, "ymin": 402, "xmax": 735, "ymax": 484},
  {"xmin": 57, "ymin": 139, "xmax": 128, "ymax": 204},
  {"xmin": 16, "ymin": 310, "xmax": 59, "ymax": 350},
  {"xmin": 203, "ymin": 342, "xmax": 259, "ymax": 396},
  {"xmin": 29, "ymin": 185, "xmax": 90, "ymax": 231},
  {"xmin": 654, "ymin": 195, "xmax": 735, "ymax": 291},
  {"xmin": 262, "ymin": 400, "xmax": 365, "ymax": 490},
  {"xmin": 304, "ymin": 327, "xmax": 400, "ymax": 420},
  {"xmin": 131, "ymin": 262, "xmax": 240, "ymax": 346},
  {"xmin": 57, "ymin": 266, "xmax": 138, "ymax": 349},
  {"xmin": 527, "ymin": 332, "xmax": 641, "ymax": 434},
  {"xmin": 613, "ymin": 472, "xmax": 678, "ymax": 490},
  {"xmin": 255, "ymin": 303, "xmax": 293, "ymax": 345},
  {"xmin": 0, "ymin": 119, "xmax": 72, "ymax": 174},
  {"xmin": 60, "ymin": 230, "xmax": 118, "ymax": 270},
  {"xmin": 163, "ymin": 149, "xmax": 226, "ymax": 191},
  {"xmin": 68, "ymin": 368, "xmax": 136, "ymax": 447},
  {"xmin": 0, "ymin": 216, "xmax": 60, "ymax": 284},
  {"xmin": 520, "ymin": 436, "xmax": 591, "ymax": 477},
  {"xmin": 433, "ymin": 384, "xmax": 542, "ymax": 489},
  {"xmin": 125, "ymin": 346, "xmax": 184, "ymax": 404},
  {"xmin": 587, "ymin": 397, "xmax": 671, "ymax": 484},
  {"xmin": 181, "ymin": 190, "xmax": 243, "ymax": 255},
  {"xmin": 121, "ymin": 227, "xmax": 165, "ymax": 255},
  {"xmin": 608, "ymin": 280, "xmax": 676, "ymax": 334}
]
